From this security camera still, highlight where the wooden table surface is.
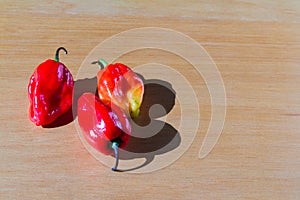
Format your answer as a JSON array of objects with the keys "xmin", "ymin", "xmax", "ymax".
[{"xmin": 1, "ymin": 1, "xmax": 300, "ymax": 199}]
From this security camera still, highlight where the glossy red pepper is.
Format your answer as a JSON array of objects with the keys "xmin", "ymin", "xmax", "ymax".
[
  {"xmin": 77, "ymin": 92, "xmax": 131, "ymax": 171},
  {"xmin": 28, "ymin": 47, "xmax": 74, "ymax": 126},
  {"xmin": 96, "ymin": 59, "xmax": 144, "ymax": 118}
]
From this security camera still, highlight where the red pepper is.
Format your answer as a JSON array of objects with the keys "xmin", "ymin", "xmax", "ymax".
[
  {"xmin": 96, "ymin": 59, "xmax": 144, "ymax": 118},
  {"xmin": 77, "ymin": 92, "xmax": 131, "ymax": 171},
  {"xmin": 28, "ymin": 47, "xmax": 74, "ymax": 126}
]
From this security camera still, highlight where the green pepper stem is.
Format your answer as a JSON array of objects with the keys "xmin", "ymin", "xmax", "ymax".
[
  {"xmin": 98, "ymin": 59, "xmax": 108, "ymax": 69},
  {"xmin": 91, "ymin": 59, "xmax": 108, "ymax": 69},
  {"xmin": 54, "ymin": 47, "xmax": 68, "ymax": 62},
  {"xmin": 111, "ymin": 142, "xmax": 119, "ymax": 171}
]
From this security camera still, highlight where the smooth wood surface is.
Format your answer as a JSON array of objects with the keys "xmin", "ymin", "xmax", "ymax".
[{"xmin": 1, "ymin": 1, "xmax": 300, "ymax": 199}]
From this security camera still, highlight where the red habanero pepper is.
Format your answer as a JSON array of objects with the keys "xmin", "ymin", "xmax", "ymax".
[
  {"xmin": 96, "ymin": 59, "xmax": 144, "ymax": 118},
  {"xmin": 77, "ymin": 93, "xmax": 131, "ymax": 171},
  {"xmin": 28, "ymin": 47, "xmax": 74, "ymax": 126}
]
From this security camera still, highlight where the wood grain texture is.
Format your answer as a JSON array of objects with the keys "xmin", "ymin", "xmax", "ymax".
[{"xmin": 1, "ymin": 1, "xmax": 300, "ymax": 199}]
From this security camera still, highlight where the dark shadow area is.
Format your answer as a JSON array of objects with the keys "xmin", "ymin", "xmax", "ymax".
[
  {"xmin": 42, "ymin": 77, "xmax": 97, "ymax": 128},
  {"xmin": 116, "ymin": 122, "xmax": 180, "ymax": 172},
  {"xmin": 133, "ymin": 77, "xmax": 176, "ymax": 126},
  {"xmin": 124, "ymin": 122, "xmax": 179, "ymax": 154}
]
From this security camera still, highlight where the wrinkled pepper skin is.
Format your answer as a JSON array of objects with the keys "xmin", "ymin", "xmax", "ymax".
[
  {"xmin": 77, "ymin": 93, "xmax": 131, "ymax": 155},
  {"xmin": 97, "ymin": 61, "xmax": 144, "ymax": 118},
  {"xmin": 28, "ymin": 47, "xmax": 74, "ymax": 126}
]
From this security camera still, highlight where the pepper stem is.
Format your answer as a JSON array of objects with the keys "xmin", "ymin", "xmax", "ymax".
[
  {"xmin": 91, "ymin": 59, "xmax": 108, "ymax": 69},
  {"xmin": 54, "ymin": 47, "xmax": 68, "ymax": 62},
  {"xmin": 98, "ymin": 59, "xmax": 108, "ymax": 69},
  {"xmin": 111, "ymin": 142, "xmax": 119, "ymax": 171}
]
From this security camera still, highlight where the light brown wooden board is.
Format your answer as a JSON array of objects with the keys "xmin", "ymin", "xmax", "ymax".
[{"xmin": 1, "ymin": 1, "xmax": 300, "ymax": 199}]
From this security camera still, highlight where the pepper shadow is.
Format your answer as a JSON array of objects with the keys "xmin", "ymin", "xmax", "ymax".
[
  {"xmin": 42, "ymin": 77, "xmax": 98, "ymax": 128},
  {"xmin": 116, "ymin": 78, "xmax": 181, "ymax": 172}
]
